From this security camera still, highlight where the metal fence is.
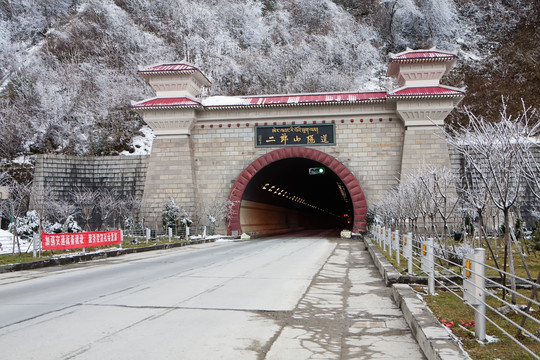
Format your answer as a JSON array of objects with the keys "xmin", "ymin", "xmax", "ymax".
[{"xmin": 372, "ymin": 225, "xmax": 540, "ymax": 359}]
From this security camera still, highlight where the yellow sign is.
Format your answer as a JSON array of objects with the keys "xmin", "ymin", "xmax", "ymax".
[
  {"xmin": 465, "ymin": 259, "xmax": 471, "ymax": 278},
  {"xmin": 422, "ymin": 244, "xmax": 426, "ymax": 256}
]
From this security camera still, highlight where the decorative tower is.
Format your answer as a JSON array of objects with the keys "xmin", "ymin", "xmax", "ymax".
[
  {"xmin": 133, "ymin": 63, "xmax": 211, "ymax": 226},
  {"xmin": 386, "ymin": 49, "xmax": 465, "ymax": 175}
]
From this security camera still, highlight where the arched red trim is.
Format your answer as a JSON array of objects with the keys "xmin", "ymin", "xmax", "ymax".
[{"xmin": 227, "ymin": 147, "xmax": 368, "ymax": 235}]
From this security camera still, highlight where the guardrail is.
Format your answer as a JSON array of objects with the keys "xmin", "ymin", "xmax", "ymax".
[{"xmin": 372, "ymin": 225, "xmax": 540, "ymax": 359}]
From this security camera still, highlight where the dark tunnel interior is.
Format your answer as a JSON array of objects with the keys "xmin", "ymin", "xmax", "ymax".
[{"xmin": 240, "ymin": 157, "xmax": 353, "ymax": 236}]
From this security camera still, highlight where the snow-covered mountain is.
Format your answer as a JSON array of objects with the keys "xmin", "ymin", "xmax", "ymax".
[{"xmin": 0, "ymin": 0, "xmax": 538, "ymax": 161}]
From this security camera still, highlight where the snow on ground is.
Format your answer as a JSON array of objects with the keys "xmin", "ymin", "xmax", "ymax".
[
  {"xmin": 0, "ymin": 237, "xmax": 33, "ymax": 255},
  {"xmin": 121, "ymin": 125, "xmax": 155, "ymax": 156}
]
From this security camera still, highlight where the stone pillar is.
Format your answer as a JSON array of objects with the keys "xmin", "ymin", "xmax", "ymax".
[
  {"xmin": 400, "ymin": 126, "xmax": 452, "ymax": 177},
  {"xmin": 141, "ymin": 135, "xmax": 198, "ymax": 230}
]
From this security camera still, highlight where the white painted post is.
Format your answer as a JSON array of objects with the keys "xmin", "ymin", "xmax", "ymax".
[
  {"xmin": 186, "ymin": 226, "xmax": 190, "ymax": 240},
  {"xmin": 33, "ymin": 232, "xmax": 38, "ymax": 258},
  {"xmin": 427, "ymin": 238, "xmax": 435, "ymax": 295},
  {"xmin": 393, "ymin": 230, "xmax": 400, "ymax": 266},
  {"xmin": 145, "ymin": 228, "xmax": 150, "ymax": 245},
  {"xmin": 168, "ymin": 227, "xmax": 172, "ymax": 242},
  {"xmin": 422, "ymin": 238, "xmax": 435, "ymax": 295},
  {"xmin": 463, "ymin": 248, "xmax": 486, "ymax": 341},
  {"xmin": 383, "ymin": 227, "xmax": 387, "ymax": 251},
  {"xmin": 202, "ymin": 225, "xmax": 207, "ymax": 239},
  {"xmin": 387, "ymin": 229, "xmax": 392, "ymax": 257},
  {"xmin": 119, "ymin": 230, "xmax": 123, "ymax": 249},
  {"xmin": 404, "ymin": 232, "xmax": 413, "ymax": 274}
]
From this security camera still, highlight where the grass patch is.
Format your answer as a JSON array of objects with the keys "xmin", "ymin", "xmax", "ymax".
[{"xmin": 426, "ymin": 289, "xmax": 540, "ymax": 360}]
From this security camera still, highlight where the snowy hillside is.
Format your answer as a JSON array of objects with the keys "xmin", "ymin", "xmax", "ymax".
[{"xmin": 0, "ymin": 0, "xmax": 538, "ymax": 161}]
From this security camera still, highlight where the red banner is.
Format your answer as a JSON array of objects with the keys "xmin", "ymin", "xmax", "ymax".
[{"xmin": 41, "ymin": 230, "xmax": 122, "ymax": 251}]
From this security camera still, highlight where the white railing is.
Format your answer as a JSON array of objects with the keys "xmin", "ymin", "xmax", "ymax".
[{"xmin": 371, "ymin": 225, "xmax": 540, "ymax": 359}]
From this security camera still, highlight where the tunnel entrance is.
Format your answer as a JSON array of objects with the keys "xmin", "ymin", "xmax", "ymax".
[{"xmin": 227, "ymin": 148, "xmax": 367, "ymax": 237}]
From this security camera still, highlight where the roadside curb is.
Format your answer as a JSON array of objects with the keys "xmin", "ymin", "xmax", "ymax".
[
  {"xmin": 364, "ymin": 237, "xmax": 401, "ymax": 286},
  {"xmin": 0, "ymin": 238, "xmax": 220, "ymax": 273},
  {"xmin": 363, "ymin": 237, "xmax": 470, "ymax": 360}
]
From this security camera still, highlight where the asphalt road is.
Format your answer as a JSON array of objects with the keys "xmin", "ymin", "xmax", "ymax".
[{"xmin": 0, "ymin": 235, "xmax": 425, "ymax": 359}]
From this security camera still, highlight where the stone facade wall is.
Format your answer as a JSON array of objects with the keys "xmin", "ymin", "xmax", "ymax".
[{"xmin": 190, "ymin": 115, "xmax": 405, "ymax": 213}]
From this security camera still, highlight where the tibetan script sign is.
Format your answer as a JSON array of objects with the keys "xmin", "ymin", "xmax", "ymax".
[
  {"xmin": 41, "ymin": 230, "xmax": 122, "ymax": 251},
  {"xmin": 255, "ymin": 124, "xmax": 335, "ymax": 148}
]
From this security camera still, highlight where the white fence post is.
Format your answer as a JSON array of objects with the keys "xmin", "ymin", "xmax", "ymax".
[
  {"xmin": 33, "ymin": 232, "xmax": 39, "ymax": 258},
  {"xmin": 404, "ymin": 232, "xmax": 413, "ymax": 274},
  {"xmin": 383, "ymin": 227, "xmax": 387, "ymax": 251},
  {"xmin": 463, "ymin": 248, "xmax": 486, "ymax": 342},
  {"xmin": 168, "ymin": 227, "xmax": 172, "ymax": 242},
  {"xmin": 422, "ymin": 238, "xmax": 435, "ymax": 295},
  {"xmin": 393, "ymin": 230, "xmax": 400, "ymax": 266},
  {"xmin": 387, "ymin": 229, "xmax": 392, "ymax": 257},
  {"xmin": 145, "ymin": 228, "xmax": 150, "ymax": 245}
]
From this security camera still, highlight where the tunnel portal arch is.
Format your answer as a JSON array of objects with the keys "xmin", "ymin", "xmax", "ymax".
[{"xmin": 227, "ymin": 147, "xmax": 367, "ymax": 235}]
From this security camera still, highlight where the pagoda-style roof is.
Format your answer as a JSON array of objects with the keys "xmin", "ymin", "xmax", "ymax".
[
  {"xmin": 202, "ymin": 91, "xmax": 388, "ymax": 109},
  {"xmin": 387, "ymin": 48, "xmax": 458, "ymax": 80},
  {"xmin": 137, "ymin": 62, "xmax": 211, "ymax": 87},
  {"xmin": 132, "ymin": 97, "xmax": 203, "ymax": 110},
  {"xmin": 389, "ymin": 49, "xmax": 457, "ymax": 62}
]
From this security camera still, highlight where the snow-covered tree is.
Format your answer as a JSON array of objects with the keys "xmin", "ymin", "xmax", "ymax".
[
  {"xmin": 52, "ymin": 199, "xmax": 78, "ymax": 233},
  {"xmin": 10, "ymin": 210, "xmax": 39, "ymax": 241},
  {"xmin": 162, "ymin": 197, "xmax": 179, "ymax": 232}
]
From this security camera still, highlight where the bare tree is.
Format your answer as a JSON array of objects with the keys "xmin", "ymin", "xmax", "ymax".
[
  {"xmin": 199, "ymin": 195, "xmax": 228, "ymax": 235},
  {"xmin": 96, "ymin": 188, "xmax": 119, "ymax": 230},
  {"xmin": 118, "ymin": 193, "xmax": 142, "ymax": 234},
  {"xmin": 30, "ymin": 185, "xmax": 56, "ymax": 233},
  {"xmin": 71, "ymin": 187, "xmax": 98, "ymax": 231},
  {"xmin": 442, "ymin": 99, "xmax": 532, "ymax": 303},
  {"xmin": 419, "ymin": 165, "xmax": 460, "ymax": 252}
]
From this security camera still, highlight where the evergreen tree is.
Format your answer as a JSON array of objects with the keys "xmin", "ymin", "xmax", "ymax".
[{"xmin": 162, "ymin": 197, "xmax": 179, "ymax": 231}]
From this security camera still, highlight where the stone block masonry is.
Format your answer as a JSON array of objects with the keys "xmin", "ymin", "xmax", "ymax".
[
  {"xmin": 32, "ymin": 154, "xmax": 149, "ymax": 228},
  {"xmin": 140, "ymin": 136, "xmax": 198, "ymax": 227}
]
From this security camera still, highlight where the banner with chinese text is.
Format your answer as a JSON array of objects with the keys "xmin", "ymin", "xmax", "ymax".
[
  {"xmin": 41, "ymin": 230, "xmax": 122, "ymax": 251},
  {"xmin": 255, "ymin": 124, "xmax": 335, "ymax": 148}
]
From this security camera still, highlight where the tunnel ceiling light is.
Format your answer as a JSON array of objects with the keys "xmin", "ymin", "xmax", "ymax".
[{"xmin": 258, "ymin": 182, "xmax": 343, "ymax": 218}]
